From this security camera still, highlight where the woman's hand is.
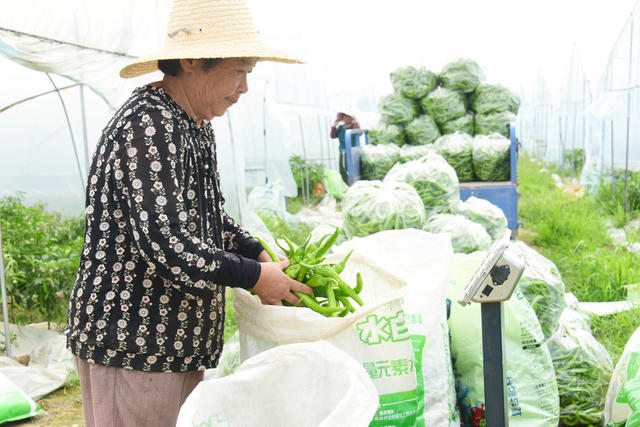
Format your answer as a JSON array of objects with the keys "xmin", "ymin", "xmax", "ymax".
[{"xmin": 251, "ymin": 258, "xmax": 312, "ymax": 306}]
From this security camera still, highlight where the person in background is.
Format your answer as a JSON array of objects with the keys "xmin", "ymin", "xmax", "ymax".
[
  {"xmin": 330, "ymin": 111, "xmax": 360, "ymax": 183},
  {"xmin": 64, "ymin": 1, "xmax": 311, "ymax": 426}
]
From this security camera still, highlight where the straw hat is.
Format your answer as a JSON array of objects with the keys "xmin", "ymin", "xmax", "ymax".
[{"xmin": 120, "ymin": 0, "xmax": 303, "ymax": 78}]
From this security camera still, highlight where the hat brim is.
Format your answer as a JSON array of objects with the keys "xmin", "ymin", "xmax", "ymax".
[{"xmin": 120, "ymin": 40, "xmax": 303, "ymax": 78}]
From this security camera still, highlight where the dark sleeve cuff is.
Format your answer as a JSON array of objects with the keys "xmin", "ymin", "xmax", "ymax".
[
  {"xmin": 235, "ymin": 236, "xmax": 265, "ymax": 260},
  {"xmin": 213, "ymin": 252, "xmax": 261, "ymax": 290}
]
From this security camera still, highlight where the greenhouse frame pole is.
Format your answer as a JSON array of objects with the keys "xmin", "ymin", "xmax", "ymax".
[
  {"xmin": 226, "ymin": 111, "xmax": 244, "ymax": 226},
  {"xmin": 612, "ymin": 121, "xmax": 615, "ymax": 198},
  {"xmin": 0, "ymin": 223, "xmax": 11, "ymax": 357},
  {"xmin": 46, "ymin": 73, "xmax": 85, "ymax": 193},
  {"xmin": 263, "ymin": 79, "xmax": 269, "ymax": 185},
  {"xmin": 624, "ymin": 15, "xmax": 634, "ymax": 216},
  {"xmin": 80, "ymin": 84, "xmax": 90, "ymax": 174},
  {"xmin": 298, "ymin": 115, "xmax": 309, "ymax": 203}
]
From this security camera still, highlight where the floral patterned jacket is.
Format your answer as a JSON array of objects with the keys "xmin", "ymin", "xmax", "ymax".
[{"xmin": 65, "ymin": 85, "xmax": 263, "ymax": 372}]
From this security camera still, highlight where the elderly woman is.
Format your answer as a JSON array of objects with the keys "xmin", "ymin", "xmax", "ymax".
[{"xmin": 64, "ymin": 1, "xmax": 310, "ymax": 426}]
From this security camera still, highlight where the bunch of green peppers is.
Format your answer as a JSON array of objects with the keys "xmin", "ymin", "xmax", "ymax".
[{"xmin": 254, "ymin": 227, "xmax": 364, "ymax": 317}]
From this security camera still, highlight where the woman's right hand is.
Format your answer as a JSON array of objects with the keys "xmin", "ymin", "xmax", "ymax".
[{"xmin": 251, "ymin": 259, "xmax": 312, "ymax": 306}]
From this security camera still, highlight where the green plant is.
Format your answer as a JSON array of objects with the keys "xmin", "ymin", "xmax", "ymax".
[
  {"xmin": 562, "ymin": 148, "xmax": 584, "ymax": 175},
  {"xmin": 0, "ymin": 193, "xmax": 83, "ymax": 327},
  {"xmin": 288, "ymin": 155, "xmax": 325, "ymax": 203},
  {"xmin": 256, "ymin": 211, "xmax": 311, "ymax": 247},
  {"xmin": 518, "ymin": 156, "xmax": 640, "ymax": 365}
]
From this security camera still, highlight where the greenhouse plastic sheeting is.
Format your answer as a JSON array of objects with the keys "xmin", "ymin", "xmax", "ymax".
[{"xmin": 0, "ymin": 0, "xmax": 380, "ymax": 220}]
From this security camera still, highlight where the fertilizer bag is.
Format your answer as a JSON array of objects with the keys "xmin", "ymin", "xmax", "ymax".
[
  {"xmin": 332, "ymin": 230, "xmax": 459, "ymax": 426},
  {"xmin": 177, "ymin": 341, "xmax": 378, "ymax": 427},
  {"xmin": 447, "ymin": 252, "xmax": 560, "ymax": 427},
  {"xmin": 605, "ymin": 326, "xmax": 640, "ymax": 426},
  {"xmin": 235, "ymin": 262, "xmax": 420, "ymax": 425},
  {"xmin": 0, "ymin": 372, "xmax": 42, "ymax": 423}
]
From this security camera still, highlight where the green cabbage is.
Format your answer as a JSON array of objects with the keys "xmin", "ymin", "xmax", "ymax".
[
  {"xmin": 439, "ymin": 58, "xmax": 484, "ymax": 94},
  {"xmin": 405, "ymin": 114, "xmax": 440, "ymax": 145},
  {"xmin": 434, "ymin": 132, "xmax": 474, "ymax": 182},
  {"xmin": 390, "ymin": 65, "xmax": 438, "ymax": 99},
  {"xmin": 420, "ymin": 87, "xmax": 467, "ymax": 125},
  {"xmin": 379, "ymin": 93, "xmax": 420, "ymax": 125}
]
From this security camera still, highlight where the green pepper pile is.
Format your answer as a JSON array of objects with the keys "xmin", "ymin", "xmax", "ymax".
[
  {"xmin": 390, "ymin": 65, "xmax": 438, "ymax": 99},
  {"xmin": 397, "ymin": 145, "xmax": 434, "ymax": 163},
  {"xmin": 454, "ymin": 195, "xmax": 508, "ymax": 239},
  {"xmin": 378, "ymin": 93, "xmax": 420, "ymax": 125},
  {"xmin": 369, "ymin": 122, "xmax": 406, "ymax": 146},
  {"xmin": 546, "ymin": 311, "xmax": 614, "ymax": 426},
  {"xmin": 419, "ymin": 87, "xmax": 467, "ymax": 126},
  {"xmin": 384, "ymin": 151, "xmax": 460, "ymax": 218},
  {"xmin": 434, "ymin": 132, "xmax": 475, "ymax": 182},
  {"xmin": 439, "ymin": 58, "xmax": 484, "ymax": 94},
  {"xmin": 422, "ymin": 213, "xmax": 491, "ymax": 254},
  {"xmin": 255, "ymin": 228, "xmax": 364, "ymax": 317},
  {"xmin": 360, "ymin": 143, "xmax": 401, "ymax": 180},
  {"xmin": 440, "ymin": 112, "xmax": 475, "ymax": 136},
  {"xmin": 472, "ymin": 133, "xmax": 511, "ymax": 181},
  {"xmin": 342, "ymin": 180, "xmax": 425, "ymax": 238},
  {"xmin": 405, "ymin": 114, "xmax": 440, "ymax": 145}
]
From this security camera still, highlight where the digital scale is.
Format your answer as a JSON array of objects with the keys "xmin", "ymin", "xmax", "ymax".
[{"xmin": 458, "ymin": 230, "xmax": 526, "ymax": 427}]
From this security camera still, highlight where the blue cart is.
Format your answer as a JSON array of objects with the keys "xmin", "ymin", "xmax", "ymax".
[
  {"xmin": 459, "ymin": 125, "xmax": 520, "ymax": 233},
  {"xmin": 345, "ymin": 125, "xmax": 520, "ymax": 233}
]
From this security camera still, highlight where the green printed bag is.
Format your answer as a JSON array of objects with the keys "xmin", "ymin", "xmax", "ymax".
[
  {"xmin": 0, "ymin": 372, "xmax": 42, "ymax": 423},
  {"xmin": 235, "ymin": 283, "xmax": 419, "ymax": 426},
  {"xmin": 447, "ymin": 252, "xmax": 559, "ymax": 427},
  {"xmin": 333, "ymin": 230, "xmax": 458, "ymax": 426}
]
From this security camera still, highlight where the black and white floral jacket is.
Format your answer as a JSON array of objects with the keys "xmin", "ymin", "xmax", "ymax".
[{"xmin": 65, "ymin": 85, "xmax": 263, "ymax": 372}]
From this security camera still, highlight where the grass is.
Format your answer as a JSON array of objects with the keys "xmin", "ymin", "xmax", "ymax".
[{"xmin": 518, "ymin": 155, "xmax": 640, "ymax": 364}]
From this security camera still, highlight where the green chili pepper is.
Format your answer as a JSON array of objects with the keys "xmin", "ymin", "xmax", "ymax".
[
  {"xmin": 294, "ymin": 292, "xmax": 345, "ymax": 316},
  {"xmin": 254, "ymin": 236, "xmax": 279, "ymax": 262},
  {"xmin": 333, "ymin": 249, "xmax": 354, "ymax": 274}
]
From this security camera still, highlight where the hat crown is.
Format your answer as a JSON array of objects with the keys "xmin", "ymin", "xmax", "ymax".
[{"xmin": 165, "ymin": 0, "xmax": 260, "ymax": 46}]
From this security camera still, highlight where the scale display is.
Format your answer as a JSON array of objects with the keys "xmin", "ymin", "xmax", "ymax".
[{"xmin": 458, "ymin": 230, "xmax": 526, "ymax": 306}]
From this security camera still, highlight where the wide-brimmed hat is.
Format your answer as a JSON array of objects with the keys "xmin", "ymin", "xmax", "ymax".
[{"xmin": 120, "ymin": 0, "xmax": 303, "ymax": 78}]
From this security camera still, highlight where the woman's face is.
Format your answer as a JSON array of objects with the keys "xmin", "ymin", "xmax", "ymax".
[
  {"xmin": 343, "ymin": 114, "xmax": 353, "ymax": 125},
  {"xmin": 184, "ymin": 57, "xmax": 257, "ymax": 120}
]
